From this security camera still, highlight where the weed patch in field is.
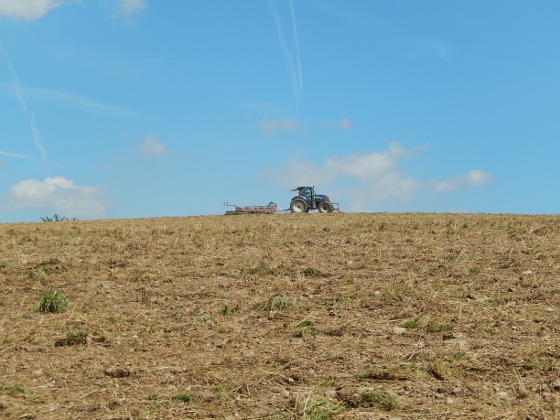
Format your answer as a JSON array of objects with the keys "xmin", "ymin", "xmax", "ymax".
[
  {"xmin": 359, "ymin": 389, "xmax": 402, "ymax": 411},
  {"xmin": 295, "ymin": 318, "xmax": 315, "ymax": 328},
  {"xmin": 296, "ymin": 396, "xmax": 342, "ymax": 419},
  {"xmin": 302, "ymin": 267, "xmax": 316, "ymax": 276},
  {"xmin": 266, "ymin": 295, "xmax": 293, "ymax": 311},
  {"xmin": 427, "ymin": 323, "xmax": 452, "ymax": 333},
  {"xmin": 55, "ymin": 330, "xmax": 87, "ymax": 346},
  {"xmin": 170, "ymin": 393, "xmax": 195, "ymax": 403},
  {"xmin": 358, "ymin": 367, "xmax": 408, "ymax": 381},
  {"xmin": 38, "ymin": 290, "xmax": 69, "ymax": 313},
  {"xmin": 3, "ymin": 383, "xmax": 26, "ymax": 395},
  {"xmin": 403, "ymin": 316, "xmax": 424, "ymax": 329},
  {"xmin": 243, "ymin": 264, "xmax": 274, "ymax": 276}
]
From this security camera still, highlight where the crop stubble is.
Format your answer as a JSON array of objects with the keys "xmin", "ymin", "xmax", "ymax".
[{"xmin": 0, "ymin": 213, "xmax": 559, "ymax": 419}]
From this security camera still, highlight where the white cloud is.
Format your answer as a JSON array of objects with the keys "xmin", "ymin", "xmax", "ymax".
[
  {"xmin": 0, "ymin": 0, "xmax": 146, "ymax": 20},
  {"xmin": 1, "ymin": 176, "xmax": 107, "ymax": 219},
  {"xmin": 324, "ymin": 142, "xmax": 414, "ymax": 181},
  {"xmin": 267, "ymin": 142, "xmax": 493, "ymax": 211},
  {"xmin": 0, "ymin": 0, "xmax": 65, "ymax": 20},
  {"xmin": 434, "ymin": 180, "xmax": 455, "ymax": 192},
  {"xmin": 273, "ymin": 157, "xmax": 323, "ymax": 186},
  {"xmin": 258, "ymin": 117, "xmax": 298, "ymax": 135},
  {"xmin": 340, "ymin": 117, "xmax": 353, "ymax": 130},
  {"xmin": 137, "ymin": 134, "xmax": 168, "ymax": 156},
  {"xmin": 322, "ymin": 117, "xmax": 354, "ymax": 130},
  {"xmin": 268, "ymin": 142, "xmax": 422, "ymax": 209},
  {"xmin": 467, "ymin": 169, "xmax": 492, "ymax": 187},
  {"xmin": 434, "ymin": 169, "xmax": 494, "ymax": 192},
  {"xmin": 333, "ymin": 177, "xmax": 422, "ymax": 212},
  {"xmin": 117, "ymin": 0, "xmax": 146, "ymax": 16}
]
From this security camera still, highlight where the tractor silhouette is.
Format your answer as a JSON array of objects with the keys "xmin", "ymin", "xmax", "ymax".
[{"xmin": 290, "ymin": 186, "xmax": 336, "ymax": 213}]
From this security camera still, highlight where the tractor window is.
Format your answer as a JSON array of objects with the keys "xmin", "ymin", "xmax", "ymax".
[{"xmin": 300, "ymin": 188, "xmax": 312, "ymax": 201}]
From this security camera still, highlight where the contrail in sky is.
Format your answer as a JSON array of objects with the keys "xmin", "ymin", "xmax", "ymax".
[
  {"xmin": 0, "ymin": 149, "xmax": 61, "ymax": 167},
  {"xmin": 268, "ymin": 0, "xmax": 303, "ymax": 103},
  {"xmin": 1, "ymin": 45, "xmax": 48, "ymax": 165},
  {"xmin": 0, "ymin": 150, "xmax": 34, "ymax": 160},
  {"xmin": 29, "ymin": 112, "xmax": 47, "ymax": 164},
  {"xmin": 289, "ymin": 0, "xmax": 303, "ymax": 94}
]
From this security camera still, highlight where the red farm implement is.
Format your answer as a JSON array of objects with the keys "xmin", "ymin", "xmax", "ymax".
[{"xmin": 223, "ymin": 201, "xmax": 288, "ymax": 215}]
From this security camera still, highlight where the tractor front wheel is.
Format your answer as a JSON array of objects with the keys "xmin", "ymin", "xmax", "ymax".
[
  {"xmin": 318, "ymin": 201, "xmax": 334, "ymax": 213},
  {"xmin": 290, "ymin": 198, "xmax": 309, "ymax": 213}
]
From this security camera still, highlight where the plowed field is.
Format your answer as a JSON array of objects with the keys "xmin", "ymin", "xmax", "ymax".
[{"xmin": 1, "ymin": 213, "xmax": 559, "ymax": 419}]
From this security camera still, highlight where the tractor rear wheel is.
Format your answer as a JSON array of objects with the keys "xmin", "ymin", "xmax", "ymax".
[
  {"xmin": 318, "ymin": 201, "xmax": 334, "ymax": 213},
  {"xmin": 290, "ymin": 198, "xmax": 309, "ymax": 213}
]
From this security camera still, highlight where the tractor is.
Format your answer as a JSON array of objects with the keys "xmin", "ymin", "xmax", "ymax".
[{"xmin": 290, "ymin": 186, "xmax": 336, "ymax": 213}]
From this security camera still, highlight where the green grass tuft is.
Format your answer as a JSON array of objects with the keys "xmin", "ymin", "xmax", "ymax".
[
  {"xmin": 170, "ymin": 393, "xmax": 196, "ymax": 403},
  {"xmin": 297, "ymin": 397, "xmax": 342, "ymax": 420},
  {"xmin": 38, "ymin": 290, "xmax": 69, "ymax": 313},
  {"xmin": 403, "ymin": 316, "xmax": 424, "ymax": 329},
  {"xmin": 359, "ymin": 389, "xmax": 402, "ymax": 411},
  {"xmin": 266, "ymin": 295, "xmax": 293, "ymax": 311}
]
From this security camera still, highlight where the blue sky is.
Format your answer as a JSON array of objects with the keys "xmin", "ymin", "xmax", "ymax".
[{"xmin": 1, "ymin": 0, "xmax": 559, "ymax": 222}]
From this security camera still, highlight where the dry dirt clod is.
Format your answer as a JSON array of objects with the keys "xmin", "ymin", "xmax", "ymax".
[
  {"xmin": 443, "ymin": 332, "xmax": 465, "ymax": 340},
  {"xmin": 104, "ymin": 368, "xmax": 131, "ymax": 378}
]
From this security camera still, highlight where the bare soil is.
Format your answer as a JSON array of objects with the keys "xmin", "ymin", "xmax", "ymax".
[{"xmin": 1, "ymin": 212, "xmax": 559, "ymax": 419}]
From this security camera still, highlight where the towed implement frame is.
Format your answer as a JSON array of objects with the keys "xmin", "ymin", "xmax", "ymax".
[{"xmin": 223, "ymin": 201, "xmax": 288, "ymax": 215}]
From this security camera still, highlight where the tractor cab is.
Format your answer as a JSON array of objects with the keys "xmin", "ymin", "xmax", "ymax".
[{"xmin": 292, "ymin": 186, "xmax": 315, "ymax": 206}]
